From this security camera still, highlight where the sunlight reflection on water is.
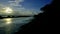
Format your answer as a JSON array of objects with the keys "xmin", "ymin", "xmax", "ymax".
[
  {"xmin": 0, "ymin": 17, "xmax": 34, "ymax": 34},
  {"xmin": 3, "ymin": 18, "xmax": 12, "ymax": 25}
]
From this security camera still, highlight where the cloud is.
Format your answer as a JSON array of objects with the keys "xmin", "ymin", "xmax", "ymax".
[
  {"xmin": 0, "ymin": 4, "xmax": 38, "ymax": 16},
  {"xmin": 8, "ymin": 0, "xmax": 24, "ymax": 6},
  {"xmin": 0, "ymin": 0, "xmax": 40, "ymax": 16},
  {"xmin": 12, "ymin": 8, "xmax": 36, "ymax": 16}
]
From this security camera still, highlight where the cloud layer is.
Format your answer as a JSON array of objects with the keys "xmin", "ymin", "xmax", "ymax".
[
  {"xmin": 8, "ymin": 0, "xmax": 24, "ymax": 6},
  {"xmin": 0, "ymin": 0, "xmax": 40, "ymax": 16}
]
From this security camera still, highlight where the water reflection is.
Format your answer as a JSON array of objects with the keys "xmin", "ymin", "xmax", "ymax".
[
  {"xmin": 0, "ymin": 17, "xmax": 34, "ymax": 34},
  {"xmin": 2, "ymin": 18, "xmax": 13, "ymax": 34},
  {"xmin": 3, "ymin": 18, "xmax": 12, "ymax": 24}
]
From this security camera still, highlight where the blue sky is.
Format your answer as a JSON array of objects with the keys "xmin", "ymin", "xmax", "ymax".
[
  {"xmin": 21, "ymin": 0, "xmax": 52, "ymax": 10},
  {"xmin": 0, "ymin": 0, "xmax": 52, "ymax": 15}
]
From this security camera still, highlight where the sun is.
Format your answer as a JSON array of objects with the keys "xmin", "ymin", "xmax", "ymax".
[{"xmin": 2, "ymin": 7, "xmax": 13, "ymax": 13}]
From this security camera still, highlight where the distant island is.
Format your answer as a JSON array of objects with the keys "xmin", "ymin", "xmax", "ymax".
[{"xmin": 0, "ymin": 15, "xmax": 32, "ymax": 19}]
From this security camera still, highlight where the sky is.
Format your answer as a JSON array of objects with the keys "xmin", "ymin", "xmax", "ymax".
[{"xmin": 0, "ymin": 0, "xmax": 52, "ymax": 16}]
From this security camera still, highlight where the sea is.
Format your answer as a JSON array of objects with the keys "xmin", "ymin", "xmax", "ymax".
[{"xmin": 0, "ymin": 17, "xmax": 34, "ymax": 34}]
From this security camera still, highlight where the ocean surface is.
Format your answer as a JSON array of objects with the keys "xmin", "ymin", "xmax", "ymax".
[{"xmin": 0, "ymin": 17, "xmax": 34, "ymax": 34}]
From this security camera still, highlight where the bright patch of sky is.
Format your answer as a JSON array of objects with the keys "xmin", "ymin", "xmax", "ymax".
[{"xmin": 0, "ymin": 0, "xmax": 52, "ymax": 16}]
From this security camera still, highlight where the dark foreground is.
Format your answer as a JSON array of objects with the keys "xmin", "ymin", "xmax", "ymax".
[{"xmin": 15, "ymin": 0, "xmax": 60, "ymax": 34}]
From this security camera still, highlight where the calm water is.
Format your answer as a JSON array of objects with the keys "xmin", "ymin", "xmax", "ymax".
[{"xmin": 0, "ymin": 17, "xmax": 34, "ymax": 34}]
